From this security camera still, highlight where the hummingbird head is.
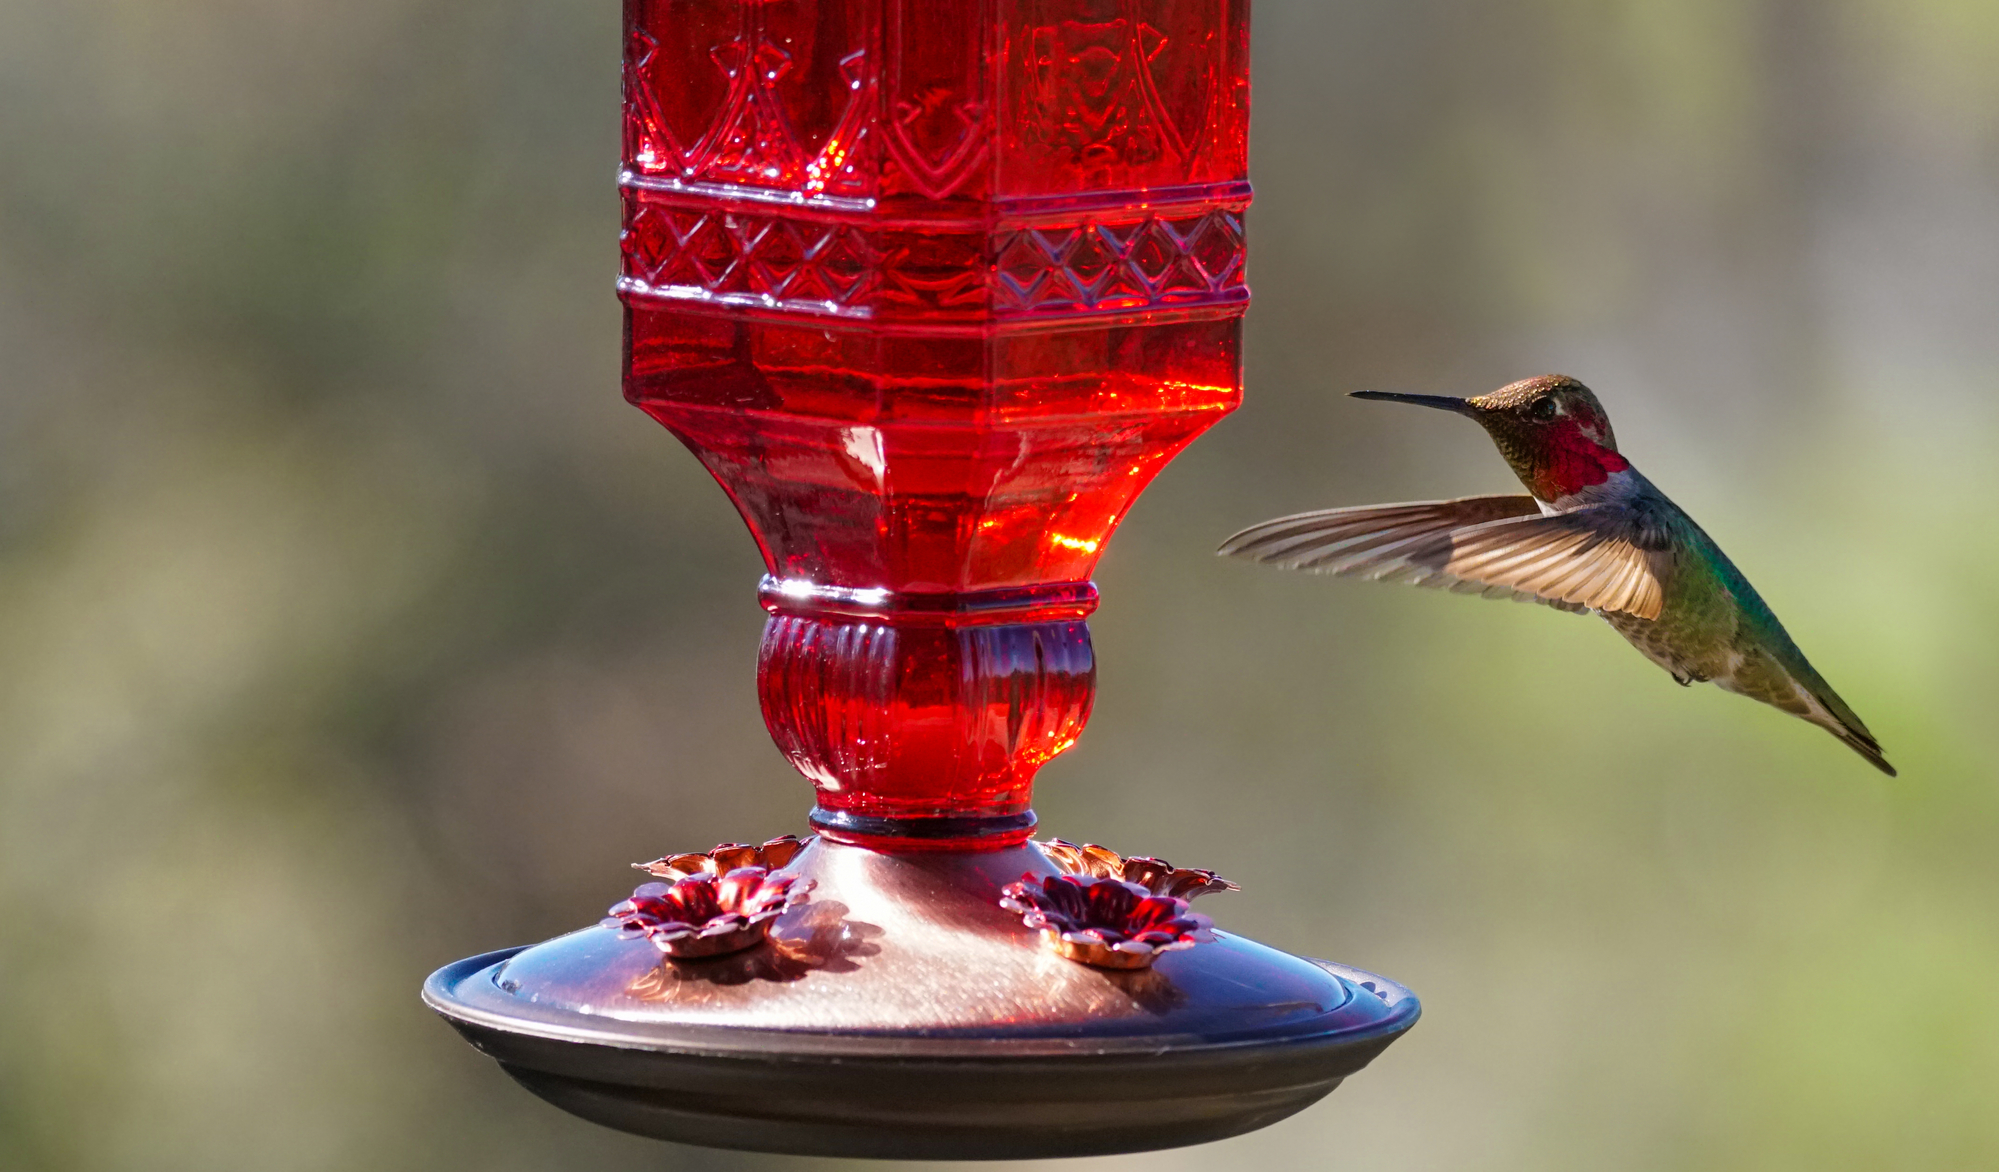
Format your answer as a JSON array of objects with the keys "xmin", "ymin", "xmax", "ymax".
[{"xmin": 1352, "ymin": 375, "xmax": 1629, "ymax": 502}]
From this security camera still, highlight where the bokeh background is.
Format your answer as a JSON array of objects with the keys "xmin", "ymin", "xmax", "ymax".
[{"xmin": 5, "ymin": 1, "xmax": 1998, "ymax": 1169}]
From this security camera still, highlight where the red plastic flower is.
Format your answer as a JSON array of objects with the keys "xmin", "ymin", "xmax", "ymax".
[
  {"xmin": 999, "ymin": 874, "xmax": 1213, "ymax": 969},
  {"xmin": 1037, "ymin": 839, "xmax": 1238, "ymax": 900},
  {"xmin": 633, "ymin": 834, "xmax": 807, "ymax": 881},
  {"xmin": 603, "ymin": 866, "xmax": 815, "ymax": 959}
]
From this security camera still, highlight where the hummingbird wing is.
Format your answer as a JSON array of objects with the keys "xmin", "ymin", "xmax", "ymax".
[
  {"xmin": 1220, "ymin": 496, "xmax": 1669, "ymax": 619},
  {"xmin": 1219, "ymin": 495, "xmax": 1544, "ymax": 574}
]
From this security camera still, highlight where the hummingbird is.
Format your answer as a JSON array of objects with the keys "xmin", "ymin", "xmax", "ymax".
[{"xmin": 1219, "ymin": 375, "xmax": 1894, "ymax": 776}]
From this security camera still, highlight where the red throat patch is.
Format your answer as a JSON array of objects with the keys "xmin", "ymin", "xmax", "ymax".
[{"xmin": 1534, "ymin": 421, "xmax": 1629, "ymax": 500}]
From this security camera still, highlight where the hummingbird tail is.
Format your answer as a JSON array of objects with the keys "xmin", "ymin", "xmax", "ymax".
[
  {"xmin": 1829, "ymin": 724, "xmax": 1897, "ymax": 778},
  {"xmin": 1798, "ymin": 677, "xmax": 1896, "ymax": 777},
  {"xmin": 1715, "ymin": 653, "xmax": 1896, "ymax": 778},
  {"xmin": 1793, "ymin": 678, "xmax": 1896, "ymax": 777}
]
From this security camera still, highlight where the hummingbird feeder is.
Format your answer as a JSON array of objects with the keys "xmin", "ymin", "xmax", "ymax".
[{"xmin": 423, "ymin": 0, "xmax": 1418, "ymax": 1158}]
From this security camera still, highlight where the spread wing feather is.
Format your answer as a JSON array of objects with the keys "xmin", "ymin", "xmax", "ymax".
[{"xmin": 1219, "ymin": 494, "xmax": 1671, "ymax": 620}]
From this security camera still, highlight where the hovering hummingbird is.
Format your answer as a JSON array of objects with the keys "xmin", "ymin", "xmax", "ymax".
[{"xmin": 1219, "ymin": 375, "xmax": 1893, "ymax": 776}]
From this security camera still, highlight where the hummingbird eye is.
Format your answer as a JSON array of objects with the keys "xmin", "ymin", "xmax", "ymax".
[{"xmin": 1529, "ymin": 397, "xmax": 1560, "ymax": 421}]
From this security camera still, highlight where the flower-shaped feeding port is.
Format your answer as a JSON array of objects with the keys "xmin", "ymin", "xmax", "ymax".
[
  {"xmin": 625, "ymin": 901, "xmax": 884, "ymax": 1002},
  {"xmin": 1000, "ymin": 874, "xmax": 1213, "ymax": 970},
  {"xmin": 634, "ymin": 834, "xmax": 808, "ymax": 881},
  {"xmin": 1038, "ymin": 839, "xmax": 1239, "ymax": 901},
  {"xmin": 604, "ymin": 866, "xmax": 815, "ymax": 960}
]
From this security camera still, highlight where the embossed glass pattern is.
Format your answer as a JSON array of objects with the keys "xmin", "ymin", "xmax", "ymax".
[{"xmin": 621, "ymin": 0, "xmax": 1251, "ymax": 844}]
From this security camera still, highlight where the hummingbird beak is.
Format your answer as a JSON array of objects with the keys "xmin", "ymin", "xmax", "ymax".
[{"xmin": 1350, "ymin": 390, "xmax": 1475, "ymax": 415}]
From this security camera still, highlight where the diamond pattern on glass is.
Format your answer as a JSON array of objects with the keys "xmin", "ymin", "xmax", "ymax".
[
  {"xmin": 623, "ymin": 192, "xmax": 1245, "ymax": 320},
  {"xmin": 990, "ymin": 209, "xmax": 1246, "ymax": 313},
  {"xmin": 621, "ymin": 195, "xmax": 882, "ymax": 317}
]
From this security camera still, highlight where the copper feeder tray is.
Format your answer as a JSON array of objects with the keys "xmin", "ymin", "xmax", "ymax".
[{"xmin": 423, "ymin": 838, "xmax": 1418, "ymax": 1160}]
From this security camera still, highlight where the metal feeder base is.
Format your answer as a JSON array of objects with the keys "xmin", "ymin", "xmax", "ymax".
[{"xmin": 424, "ymin": 839, "xmax": 1418, "ymax": 1160}]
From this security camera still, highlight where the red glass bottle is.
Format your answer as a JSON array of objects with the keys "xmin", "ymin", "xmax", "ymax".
[{"xmin": 622, "ymin": 0, "xmax": 1251, "ymax": 848}]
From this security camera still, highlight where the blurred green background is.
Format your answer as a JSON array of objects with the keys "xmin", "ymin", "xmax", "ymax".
[{"xmin": 4, "ymin": 1, "xmax": 1997, "ymax": 1169}]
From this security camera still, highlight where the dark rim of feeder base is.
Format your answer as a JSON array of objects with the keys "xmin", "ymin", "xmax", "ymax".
[{"xmin": 423, "ymin": 947, "xmax": 1420, "ymax": 1160}]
